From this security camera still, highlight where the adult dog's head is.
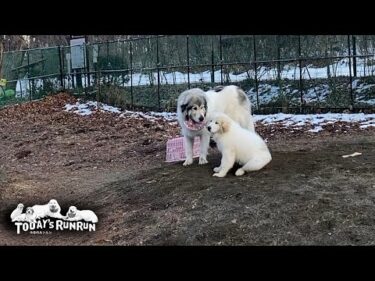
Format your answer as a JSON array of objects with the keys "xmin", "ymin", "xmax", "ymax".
[
  {"xmin": 179, "ymin": 88, "xmax": 207, "ymax": 125},
  {"xmin": 48, "ymin": 199, "xmax": 61, "ymax": 213},
  {"xmin": 207, "ymin": 113, "xmax": 231, "ymax": 135}
]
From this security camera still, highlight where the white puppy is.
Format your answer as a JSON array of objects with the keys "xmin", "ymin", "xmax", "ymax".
[
  {"xmin": 31, "ymin": 199, "xmax": 64, "ymax": 219},
  {"xmin": 207, "ymin": 113, "xmax": 272, "ymax": 177},
  {"xmin": 12, "ymin": 207, "xmax": 37, "ymax": 223},
  {"xmin": 177, "ymin": 85, "xmax": 255, "ymax": 166},
  {"xmin": 64, "ymin": 206, "xmax": 98, "ymax": 223},
  {"xmin": 10, "ymin": 203, "xmax": 24, "ymax": 221}
]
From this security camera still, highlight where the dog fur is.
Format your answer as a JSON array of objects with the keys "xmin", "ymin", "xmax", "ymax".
[
  {"xmin": 12, "ymin": 207, "xmax": 37, "ymax": 223},
  {"xmin": 177, "ymin": 85, "xmax": 255, "ymax": 166},
  {"xmin": 31, "ymin": 199, "xmax": 64, "ymax": 219},
  {"xmin": 207, "ymin": 113, "xmax": 271, "ymax": 177},
  {"xmin": 10, "ymin": 203, "xmax": 24, "ymax": 221},
  {"xmin": 65, "ymin": 206, "xmax": 98, "ymax": 223}
]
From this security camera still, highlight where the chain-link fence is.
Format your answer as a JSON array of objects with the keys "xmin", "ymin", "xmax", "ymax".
[{"xmin": 1, "ymin": 35, "xmax": 375, "ymax": 113}]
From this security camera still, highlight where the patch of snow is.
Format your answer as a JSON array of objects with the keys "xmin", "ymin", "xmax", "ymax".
[
  {"xmin": 254, "ymin": 113, "xmax": 375, "ymax": 132},
  {"xmin": 64, "ymin": 100, "xmax": 121, "ymax": 116},
  {"xmin": 64, "ymin": 100, "xmax": 375, "ymax": 133},
  {"xmin": 360, "ymin": 124, "xmax": 375, "ymax": 129},
  {"xmin": 308, "ymin": 126, "xmax": 324, "ymax": 133}
]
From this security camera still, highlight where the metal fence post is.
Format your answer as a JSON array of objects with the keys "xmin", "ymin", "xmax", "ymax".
[
  {"xmin": 19, "ymin": 69, "xmax": 23, "ymax": 99},
  {"xmin": 187, "ymin": 35, "xmax": 190, "ymax": 89},
  {"xmin": 219, "ymin": 35, "xmax": 223, "ymax": 84},
  {"xmin": 130, "ymin": 40, "xmax": 133, "ymax": 108},
  {"xmin": 156, "ymin": 36, "xmax": 161, "ymax": 110},
  {"xmin": 298, "ymin": 36, "xmax": 303, "ymax": 113},
  {"xmin": 211, "ymin": 36, "xmax": 215, "ymax": 84},
  {"xmin": 106, "ymin": 40, "xmax": 109, "ymax": 64},
  {"xmin": 106, "ymin": 40, "xmax": 109, "ymax": 84},
  {"xmin": 27, "ymin": 50, "xmax": 32, "ymax": 101},
  {"xmin": 85, "ymin": 42, "xmax": 90, "ymax": 88},
  {"xmin": 276, "ymin": 35, "xmax": 281, "ymax": 81},
  {"xmin": 122, "ymin": 40, "xmax": 125, "ymax": 86},
  {"xmin": 347, "ymin": 35, "xmax": 354, "ymax": 107},
  {"xmin": 58, "ymin": 46, "xmax": 64, "ymax": 90},
  {"xmin": 352, "ymin": 35, "xmax": 357, "ymax": 77},
  {"xmin": 253, "ymin": 35, "xmax": 259, "ymax": 111}
]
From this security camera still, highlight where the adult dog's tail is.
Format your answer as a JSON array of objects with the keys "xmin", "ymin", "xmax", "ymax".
[{"xmin": 236, "ymin": 87, "xmax": 255, "ymax": 131}]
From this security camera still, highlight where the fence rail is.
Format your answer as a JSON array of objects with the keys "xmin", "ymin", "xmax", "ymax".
[{"xmin": 1, "ymin": 35, "xmax": 375, "ymax": 113}]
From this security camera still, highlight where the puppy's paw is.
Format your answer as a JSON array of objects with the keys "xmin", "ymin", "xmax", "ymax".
[
  {"xmin": 235, "ymin": 168, "xmax": 245, "ymax": 176},
  {"xmin": 213, "ymin": 167, "xmax": 221, "ymax": 173},
  {"xmin": 183, "ymin": 158, "xmax": 193, "ymax": 166},
  {"xmin": 213, "ymin": 172, "xmax": 226, "ymax": 178},
  {"xmin": 198, "ymin": 157, "xmax": 208, "ymax": 165}
]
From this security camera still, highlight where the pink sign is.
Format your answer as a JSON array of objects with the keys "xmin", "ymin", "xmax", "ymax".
[{"xmin": 165, "ymin": 136, "xmax": 201, "ymax": 162}]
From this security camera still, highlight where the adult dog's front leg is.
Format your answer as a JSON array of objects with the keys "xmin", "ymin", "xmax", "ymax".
[
  {"xmin": 199, "ymin": 133, "xmax": 210, "ymax": 165},
  {"xmin": 213, "ymin": 150, "xmax": 235, "ymax": 177},
  {"xmin": 183, "ymin": 136, "xmax": 194, "ymax": 166}
]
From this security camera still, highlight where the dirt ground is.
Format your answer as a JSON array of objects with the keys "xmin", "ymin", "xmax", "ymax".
[{"xmin": 1, "ymin": 93, "xmax": 375, "ymax": 245}]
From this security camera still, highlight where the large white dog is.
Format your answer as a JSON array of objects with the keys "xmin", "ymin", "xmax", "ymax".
[
  {"xmin": 207, "ymin": 113, "xmax": 272, "ymax": 177},
  {"xmin": 31, "ymin": 199, "xmax": 64, "ymax": 219},
  {"xmin": 64, "ymin": 206, "xmax": 98, "ymax": 223},
  {"xmin": 177, "ymin": 85, "xmax": 255, "ymax": 166}
]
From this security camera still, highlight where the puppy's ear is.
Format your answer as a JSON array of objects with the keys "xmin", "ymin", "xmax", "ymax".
[{"xmin": 220, "ymin": 119, "xmax": 230, "ymax": 134}]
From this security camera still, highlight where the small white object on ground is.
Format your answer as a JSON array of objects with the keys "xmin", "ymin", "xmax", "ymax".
[{"xmin": 342, "ymin": 152, "xmax": 362, "ymax": 158}]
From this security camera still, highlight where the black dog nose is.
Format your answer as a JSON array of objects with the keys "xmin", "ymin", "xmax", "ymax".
[
  {"xmin": 199, "ymin": 116, "xmax": 204, "ymax": 122},
  {"xmin": 207, "ymin": 126, "xmax": 211, "ymax": 131}
]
